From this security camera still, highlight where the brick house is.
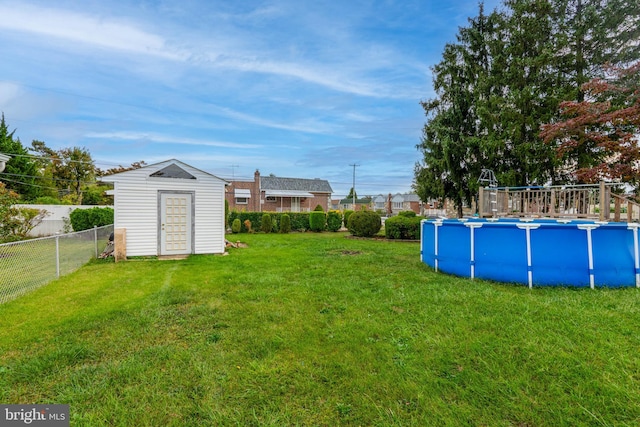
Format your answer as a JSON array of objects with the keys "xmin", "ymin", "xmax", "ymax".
[{"xmin": 226, "ymin": 170, "xmax": 333, "ymax": 212}]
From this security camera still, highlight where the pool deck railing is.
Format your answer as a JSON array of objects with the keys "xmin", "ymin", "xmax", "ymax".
[{"xmin": 478, "ymin": 182, "xmax": 640, "ymax": 222}]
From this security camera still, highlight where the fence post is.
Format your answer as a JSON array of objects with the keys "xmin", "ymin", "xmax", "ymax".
[
  {"xmin": 94, "ymin": 225, "xmax": 98, "ymax": 258},
  {"xmin": 55, "ymin": 233, "xmax": 60, "ymax": 278},
  {"xmin": 599, "ymin": 181, "xmax": 606, "ymax": 221}
]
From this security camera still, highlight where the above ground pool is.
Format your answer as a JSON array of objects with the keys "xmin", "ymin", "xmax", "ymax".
[{"xmin": 420, "ymin": 218, "xmax": 640, "ymax": 288}]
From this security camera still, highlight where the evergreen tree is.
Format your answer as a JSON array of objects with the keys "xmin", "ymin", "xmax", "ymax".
[
  {"xmin": 491, "ymin": 0, "xmax": 563, "ymax": 186},
  {"xmin": 414, "ymin": 0, "xmax": 637, "ymax": 205},
  {"xmin": 414, "ymin": 5, "xmax": 496, "ymax": 216},
  {"xmin": 346, "ymin": 187, "xmax": 358, "ymax": 200},
  {"xmin": 0, "ymin": 113, "xmax": 42, "ymax": 200}
]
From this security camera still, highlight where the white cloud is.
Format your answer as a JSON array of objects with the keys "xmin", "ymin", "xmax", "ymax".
[
  {"xmin": 85, "ymin": 131, "xmax": 262, "ymax": 149},
  {"xmin": 0, "ymin": 3, "xmax": 186, "ymax": 61},
  {"xmin": 0, "ymin": 2, "xmax": 421, "ymax": 99}
]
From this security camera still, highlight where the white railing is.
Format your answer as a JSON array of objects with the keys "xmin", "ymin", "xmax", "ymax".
[
  {"xmin": 274, "ymin": 208, "xmax": 311, "ymax": 213},
  {"xmin": 0, "ymin": 225, "xmax": 113, "ymax": 304}
]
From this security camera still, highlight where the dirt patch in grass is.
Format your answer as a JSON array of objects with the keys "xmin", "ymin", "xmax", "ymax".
[{"xmin": 340, "ymin": 250, "xmax": 362, "ymax": 256}]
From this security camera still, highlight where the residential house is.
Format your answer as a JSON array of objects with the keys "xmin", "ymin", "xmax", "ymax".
[
  {"xmin": 335, "ymin": 196, "xmax": 373, "ymax": 212},
  {"xmin": 226, "ymin": 170, "xmax": 333, "ymax": 212},
  {"xmin": 372, "ymin": 193, "xmax": 427, "ymax": 216}
]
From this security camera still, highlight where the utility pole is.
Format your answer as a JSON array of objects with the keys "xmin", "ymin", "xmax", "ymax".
[{"xmin": 350, "ymin": 163, "xmax": 359, "ymax": 209}]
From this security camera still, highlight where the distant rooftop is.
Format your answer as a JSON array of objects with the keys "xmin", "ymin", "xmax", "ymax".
[{"xmin": 261, "ymin": 176, "xmax": 333, "ymax": 193}]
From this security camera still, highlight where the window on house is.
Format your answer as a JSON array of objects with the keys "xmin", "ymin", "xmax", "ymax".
[
  {"xmin": 235, "ymin": 197, "xmax": 248, "ymax": 204},
  {"xmin": 266, "ymin": 196, "xmax": 276, "ymax": 202},
  {"xmin": 393, "ymin": 202, "xmax": 403, "ymax": 209}
]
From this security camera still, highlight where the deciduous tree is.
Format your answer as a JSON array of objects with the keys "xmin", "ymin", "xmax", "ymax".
[{"xmin": 540, "ymin": 61, "xmax": 640, "ymax": 186}]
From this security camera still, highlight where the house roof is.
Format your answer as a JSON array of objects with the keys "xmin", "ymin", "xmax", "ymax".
[
  {"xmin": 261, "ymin": 176, "xmax": 333, "ymax": 194},
  {"xmin": 339, "ymin": 197, "xmax": 372, "ymax": 204},
  {"xmin": 265, "ymin": 190, "xmax": 314, "ymax": 198}
]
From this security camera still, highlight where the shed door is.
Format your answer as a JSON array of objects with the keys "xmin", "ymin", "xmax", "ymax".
[{"xmin": 160, "ymin": 193, "xmax": 193, "ymax": 255}]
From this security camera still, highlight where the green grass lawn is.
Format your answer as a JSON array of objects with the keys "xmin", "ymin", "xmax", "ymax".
[{"xmin": 1, "ymin": 232, "xmax": 640, "ymax": 426}]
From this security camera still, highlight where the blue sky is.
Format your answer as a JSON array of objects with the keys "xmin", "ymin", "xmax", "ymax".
[{"xmin": 0, "ymin": 0, "xmax": 501, "ymax": 198}]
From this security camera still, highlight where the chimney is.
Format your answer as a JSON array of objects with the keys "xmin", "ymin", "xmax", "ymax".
[{"xmin": 254, "ymin": 169, "xmax": 261, "ymax": 211}]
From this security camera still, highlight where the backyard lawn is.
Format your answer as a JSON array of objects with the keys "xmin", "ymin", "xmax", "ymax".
[{"xmin": 1, "ymin": 232, "xmax": 640, "ymax": 426}]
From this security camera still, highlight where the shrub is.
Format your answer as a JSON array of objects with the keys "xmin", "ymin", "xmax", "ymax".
[
  {"xmin": 314, "ymin": 204, "xmax": 324, "ymax": 211},
  {"xmin": 343, "ymin": 210, "xmax": 354, "ymax": 226},
  {"xmin": 10, "ymin": 207, "xmax": 48, "ymax": 238},
  {"xmin": 33, "ymin": 196, "xmax": 71, "ymax": 205},
  {"xmin": 385, "ymin": 215, "xmax": 422, "ymax": 240},
  {"xmin": 326, "ymin": 210, "xmax": 342, "ymax": 232},
  {"xmin": 280, "ymin": 214, "xmax": 291, "ymax": 233},
  {"xmin": 347, "ymin": 211, "xmax": 381, "ymax": 237},
  {"xmin": 69, "ymin": 207, "xmax": 114, "ymax": 231},
  {"xmin": 231, "ymin": 218, "xmax": 241, "ymax": 233},
  {"xmin": 309, "ymin": 211, "xmax": 326, "ymax": 232},
  {"xmin": 261, "ymin": 213, "xmax": 273, "ymax": 233},
  {"xmin": 398, "ymin": 210, "xmax": 417, "ymax": 218}
]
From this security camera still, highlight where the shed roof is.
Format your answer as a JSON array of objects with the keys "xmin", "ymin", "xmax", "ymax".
[{"xmin": 100, "ymin": 159, "xmax": 228, "ymax": 184}]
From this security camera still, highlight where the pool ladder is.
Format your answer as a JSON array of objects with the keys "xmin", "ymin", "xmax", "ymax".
[{"xmin": 479, "ymin": 169, "xmax": 499, "ymax": 218}]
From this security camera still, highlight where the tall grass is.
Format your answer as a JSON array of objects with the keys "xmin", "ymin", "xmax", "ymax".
[{"xmin": 1, "ymin": 232, "xmax": 639, "ymax": 426}]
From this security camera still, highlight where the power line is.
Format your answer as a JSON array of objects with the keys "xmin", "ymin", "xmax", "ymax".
[
  {"xmin": 0, "ymin": 152, "xmax": 97, "ymax": 166},
  {"xmin": 0, "ymin": 172, "xmax": 99, "ymax": 187},
  {"xmin": 0, "ymin": 176, "xmax": 61, "ymax": 191}
]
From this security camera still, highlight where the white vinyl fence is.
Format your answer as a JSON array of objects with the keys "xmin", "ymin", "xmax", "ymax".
[
  {"xmin": 13, "ymin": 204, "xmax": 113, "ymax": 237},
  {"xmin": 0, "ymin": 225, "xmax": 113, "ymax": 304}
]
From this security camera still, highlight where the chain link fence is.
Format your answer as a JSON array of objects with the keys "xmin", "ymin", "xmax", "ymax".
[{"xmin": 0, "ymin": 225, "xmax": 114, "ymax": 304}]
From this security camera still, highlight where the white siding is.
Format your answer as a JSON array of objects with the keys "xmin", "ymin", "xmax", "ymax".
[{"xmin": 102, "ymin": 160, "xmax": 227, "ymax": 257}]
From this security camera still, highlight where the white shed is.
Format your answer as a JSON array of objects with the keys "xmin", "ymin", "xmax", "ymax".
[{"xmin": 100, "ymin": 159, "xmax": 228, "ymax": 257}]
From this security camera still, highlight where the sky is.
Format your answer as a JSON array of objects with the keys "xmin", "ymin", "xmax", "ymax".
[{"xmin": 0, "ymin": 0, "xmax": 502, "ymax": 198}]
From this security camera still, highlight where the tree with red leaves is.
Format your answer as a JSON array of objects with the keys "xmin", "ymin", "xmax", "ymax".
[{"xmin": 541, "ymin": 61, "xmax": 640, "ymax": 186}]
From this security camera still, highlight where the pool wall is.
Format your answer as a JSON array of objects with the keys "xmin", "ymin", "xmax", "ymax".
[{"xmin": 420, "ymin": 218, "xmax": 640, "ymax": 288}]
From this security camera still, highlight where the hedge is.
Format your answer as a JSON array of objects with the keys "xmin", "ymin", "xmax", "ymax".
[
  {"xmin": 228, "ymin": 211, "xmax": 312, "ymax": 233},
  {"xmin": 384, "ymin": 215, "xmax": 422, "ymax": 240},
  {"xmin": 69, "ymin": 207, "xmax": 114, "ymax": 231}
]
